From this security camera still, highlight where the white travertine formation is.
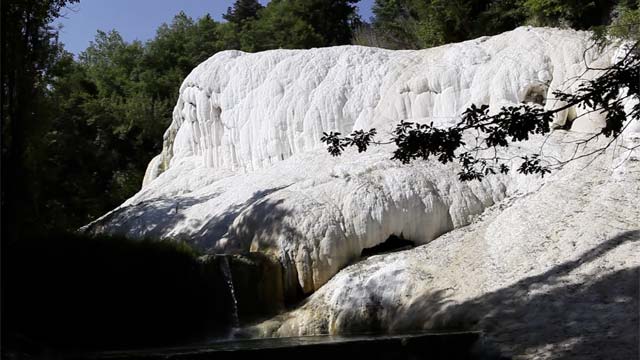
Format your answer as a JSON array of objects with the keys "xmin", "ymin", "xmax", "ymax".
[
  {"xmin": 249, "ymin": 133, "xmax": 640, "ymax": 359},
  {"xmin": 142, "ymin": 26, "xmax": 616, "ymax": 184},
  {"xmin": 87, "ymin": 27, "xmax": 637, "ymax": 299}
]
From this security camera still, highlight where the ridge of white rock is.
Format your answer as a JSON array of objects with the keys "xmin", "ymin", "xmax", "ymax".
[
  {"xmin": 86, "ymin": 27, "xmax": 634, "ymax": 295},
  {"xmin": 142, "ymin": 26, "xmax": 616, "ymax": 185}
]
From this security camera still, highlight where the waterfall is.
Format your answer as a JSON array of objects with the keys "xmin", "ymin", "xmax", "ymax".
[{"xmin": 219, "ymin": 256, "xmax": 240, "ymax": 329}]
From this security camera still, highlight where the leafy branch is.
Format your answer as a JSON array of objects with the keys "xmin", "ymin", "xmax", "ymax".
[{"xmin": 321, "ymin": 43, "xmax": 639, "ymax": 181}]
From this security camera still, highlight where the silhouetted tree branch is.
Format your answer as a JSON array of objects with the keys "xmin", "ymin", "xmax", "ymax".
[{"xmin": 321, "ymin": 42, "xmax": 639, "ymax": 181}]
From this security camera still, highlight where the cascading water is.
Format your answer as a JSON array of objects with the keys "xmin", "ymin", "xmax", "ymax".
[{"xmin": 219, "ymin": 256, "xmax": 240, "ymax": 329}]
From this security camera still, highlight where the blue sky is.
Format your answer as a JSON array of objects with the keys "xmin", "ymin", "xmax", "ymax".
[{"xmin": 56, "ymin": 0, "xmax": 375, "ymax": 55}]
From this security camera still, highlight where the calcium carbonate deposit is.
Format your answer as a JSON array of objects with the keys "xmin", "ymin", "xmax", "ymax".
[{"xmin": 85, "ymin": 26, "xmax": 639, "ymax": 358}]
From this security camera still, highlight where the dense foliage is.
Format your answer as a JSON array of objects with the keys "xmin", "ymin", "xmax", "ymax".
[
  {"xmin": 1, "ymin": 0, "xmax": 79, "ymax": 240},
  {"xmin": 358, "ymin": 0, "xmax": 639, "ymax": 49},
  {"xmin": 233, "ymin": 0, "xmax": 361, "ymax": 51}
]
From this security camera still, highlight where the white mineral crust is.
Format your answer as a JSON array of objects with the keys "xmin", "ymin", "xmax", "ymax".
[{"xmin": 86, "ymin": 27, "xmax": 638, "ymax": 312}]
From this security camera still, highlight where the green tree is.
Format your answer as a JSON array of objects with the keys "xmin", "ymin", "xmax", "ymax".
[
  {"xmin": 522, "ymin": 0, "xmax": 619, "ymax": 28},
  {"xmin": 223, "ymin": 0, "xmax": 264, "ymax": 24},
  {"xmin": 241, "ymin": 0, "xmax": 361, "ymax": 51},
  {"xmin": 1, "ymin": 0, "xmax": 79, "ymax": 239},
  {"xmin": 369, "ymin": 0, "xmax": 525, "ymax": 49},
  {"xmin": 33, "ymin": 12, "xmax": 229, "ymax": 231},
  {"xmin": 607, "ymin": 0, "xmax": 640, "ymax": 40},
  {"xmin": 241, "ymin": 0, "xmax": 324, "ymax": 50},
  {"xmin": 367, "ymin": 0, "xmax": 631, "ymax": 49}
]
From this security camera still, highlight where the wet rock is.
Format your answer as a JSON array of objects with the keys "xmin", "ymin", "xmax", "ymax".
[{"xmin": 199, "ymin": 253, "xmax": 287, "ymax": 325}]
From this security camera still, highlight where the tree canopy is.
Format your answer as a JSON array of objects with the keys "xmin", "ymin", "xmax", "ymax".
[
  {"xmin": 2, "ymin": 0, "xmax": 80, "ymax": 240},
  {"xmin": 360, "ymin": 0, "xmax": 638, "ymax": 49},
  {"xmin": 223, "ymin": 0, "xmax": 264, "ymax": 24}
]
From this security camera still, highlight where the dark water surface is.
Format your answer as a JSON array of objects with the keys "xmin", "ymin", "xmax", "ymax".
[{"xmin": 69, "ymin": 331, "xmax": 483, "ymax": 360}]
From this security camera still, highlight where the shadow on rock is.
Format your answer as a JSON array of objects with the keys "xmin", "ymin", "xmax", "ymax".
[
  {"xmin": 84, "ymin": 186, "xmax": 291, "ymax": 252},
  {"xmin": 420, "ymin": 230, "xmax": 640, "ymax": 359}
]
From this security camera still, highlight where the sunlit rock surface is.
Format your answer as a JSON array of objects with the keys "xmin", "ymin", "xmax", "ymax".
[
  {"xmin": 249, "ymin": 135, "xmax": 640, "ymax": 359},
  {"xmin": 86, "ymin": 26, "xmax": 636, "ymax": 304},
  {"xmin": 143, "ymin": 26, "xmax": 614, "ymax": 182}
]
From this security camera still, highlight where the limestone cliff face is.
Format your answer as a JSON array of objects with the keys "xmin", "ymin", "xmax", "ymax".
[
  {"xmin": 248, "ymin": 132, "xmax": 640, "ymax": 359},
  {"xmin": 85, "ymin": 27, "xmax": 636, "ymax": 300},
  {"xmin": 143, "ymin": 27, "xmax": 615, "ymax": 185}
]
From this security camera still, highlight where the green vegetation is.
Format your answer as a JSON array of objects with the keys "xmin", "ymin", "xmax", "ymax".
[
  {"xmin": 603, "ymin": 0, "xmax": 640, "ymax": 41},
  {"xmin": 360, "ymin": 0, "xmax": 639, "ymax": 48}
]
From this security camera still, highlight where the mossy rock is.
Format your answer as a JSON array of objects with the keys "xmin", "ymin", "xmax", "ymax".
[
  {"xmin": 199, "ymin": 253, "xmax": 286, "ymax": 325},
  {"xmin": 229, "ymin": 253, "xmax": 285, "ymax": 322}
]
